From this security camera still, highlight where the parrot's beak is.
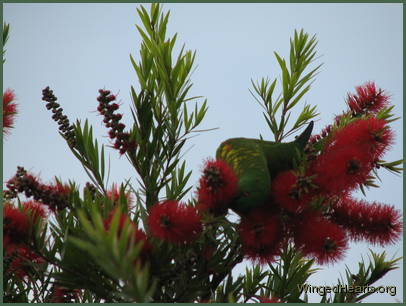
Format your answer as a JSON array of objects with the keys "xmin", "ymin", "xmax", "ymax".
[{"xmin": 294, "ymin": 121, "xmax": 314, "ymax": 148}]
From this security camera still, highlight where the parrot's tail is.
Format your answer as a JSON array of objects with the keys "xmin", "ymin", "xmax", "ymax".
[{"xmin": 294, "ymin": 121, "xmax": 314, "ymax": 148}]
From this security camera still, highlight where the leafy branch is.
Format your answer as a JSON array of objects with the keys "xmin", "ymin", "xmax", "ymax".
[
  {"xmin": 250, "ymin": 29, "xmax": 321, "ymax": 142},
  {"xmin": 3, "ymin": 22, "xmax": 10, "ymax": 63},
  {"xmin": 69, "ymin": 208, "xmax": 155, "ymax": 302},
  {"xmin": 266, "ymin": 244, "xmax": 318, "ymax": 302},
  {"xmin": 68, "ymin": 120, "xmax": 108, "ymax": 193},
  {"xmin": 321, "ymin": 250, "xmax": 401, "ymax": 303},
  {"xmin": 128, "ymin": 4, "xmax": 209, "ymax": 208}
]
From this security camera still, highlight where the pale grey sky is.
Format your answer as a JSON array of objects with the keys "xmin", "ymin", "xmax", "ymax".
[{"xmin": 3, "ymin": 3, "xmax": 403, "ymax": 303}]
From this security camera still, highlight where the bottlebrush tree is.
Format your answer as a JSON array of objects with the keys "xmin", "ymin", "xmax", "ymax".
[{"xmin": 3, "ymin": 4, "xmax": 403, "ymax": 303}]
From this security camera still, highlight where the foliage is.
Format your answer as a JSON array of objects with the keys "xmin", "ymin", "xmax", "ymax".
[{"xmin": 3, "ymin": 22, "xmax": 10, "ymax": 63}]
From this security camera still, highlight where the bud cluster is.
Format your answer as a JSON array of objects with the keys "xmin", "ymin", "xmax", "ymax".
[
  {"xmin": 308, "ymin": 124, "xmax": 332, "ymax": 146},
  {"xmin": 42, "ymin": 86, "xmax": 76, "ymax": 146},
  {"xmin": 97, "ymin": 89, "xmax": 135, "ymax": 155},
  {"xmin": 5, "ymin": 166, "xmax": 70, "ymax": 211}
]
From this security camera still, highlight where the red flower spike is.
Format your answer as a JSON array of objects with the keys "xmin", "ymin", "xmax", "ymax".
[
  {"xmin": 326, "ymin": 117, "xmax": 392, "ymax": 159},
  {"xmin": 347, "ymin": 82, "xmax": 389, "ymax": 114},
  {"xmin": 331, "ymin": 197, "xmax": 402, "ymax": 246},
  {"xmin": 197, "ymin": 159, "xmax": 238, "ymax": 213},
  {"xmin": 148, "ymin": 200, "xmax": 202, "ymax": 244},
  {"xmin": 4, "ymin": 204, "xmax": 30, "ymax": 244},
  {"xmin": 239, "ymin": 211, "xmax": 282, "ymax": 264},
  {"xmin": 3, "ymin": 88, "xmax": 17, "ymax": 134},
  {"xmin": 22, "ymin": 201, "xmax": 47, "ymax": 223},
  {"xmin": 310, "ymin": 145, "xmax": 372, "ymax": 195},
  {"xmin": 272, "ymin": 171, "xmax": 312, "ymax": 213},
  {"xmin": 294, "ymin": 214, "xmax": 348, "ymax": 264}
]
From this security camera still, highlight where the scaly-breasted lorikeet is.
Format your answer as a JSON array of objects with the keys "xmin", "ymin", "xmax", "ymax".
[{"xmin": 216, "ymin": 121, "xmax": 314, "ymax": 214}]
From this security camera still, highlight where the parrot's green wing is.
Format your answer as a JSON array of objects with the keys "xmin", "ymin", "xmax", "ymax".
[
  {"xmin": 215, "ymin": 122, "xmax": 314, "ymax": 215},
  {"xmin": 216, "ymin": 138, "xmax": 270, "ymax": 214},
  {"xmin": 262, "ymin": 121, "xmax": 314, "ymax": 177}
]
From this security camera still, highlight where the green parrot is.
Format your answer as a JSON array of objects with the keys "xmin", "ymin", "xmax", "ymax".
[{"xmin": 215, "ymin": 121, "xmax": 314, "ymax": 215}]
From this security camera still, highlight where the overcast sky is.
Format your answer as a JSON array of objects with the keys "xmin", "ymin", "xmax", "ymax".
[{"xmin": 3, "ymin": 3, "xmax": 403, "ymax": 303}]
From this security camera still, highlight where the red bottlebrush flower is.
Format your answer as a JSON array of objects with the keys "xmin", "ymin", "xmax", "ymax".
[
  {"xmin": 271, "ymin": 171, "xmax": 312, "ymax": 213},
  {"xmin": 258, "ymin": 296, "xmax": 281, "ymax": 303},
  {"xmin": 148, "ymin": 200, "xmax": 202, "ymax": 244},
  {"xmin": 197, "ymin": 159, "xmax": 238, "ymax": 214},
  {"xmin": 331, "ymin": 196, "xmax": 402, "ymax": 246},
  {"xmin": 310, "ymin": 145, "xmax": 372, "ymax": 195},
  {"xmin": 347, "ymin": 82, "xmax": 389, "ymax": 114},
  {"xmin": 329, "ymin": 118, "xmax": 393, "ymax": 160},
  {"xmin": 4, "ymin": 204, "xmax": 30, "ymax": 244},
  {"xmin": 3, "ymin": 88, "xmax": 17, "ymax": 134},
  {"xmin": 239, "ymin": 211, "xmax": 282, "ymax": 264},
  {"xmin": 294, "ymin": 214, "xmax": 347, "ymax": 264},
  {"xmin": 22, "ymin": 201, "xmax": 47, "ymax": 223},
  {"xmin": 5, "ymin": 244, "xmax": 45, "ymax": 279}
]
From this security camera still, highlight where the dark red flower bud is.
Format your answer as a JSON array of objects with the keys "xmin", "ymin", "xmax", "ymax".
[{"xmin": 117, "ymin": 123, "xmax": 125, "ymax": 131}]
